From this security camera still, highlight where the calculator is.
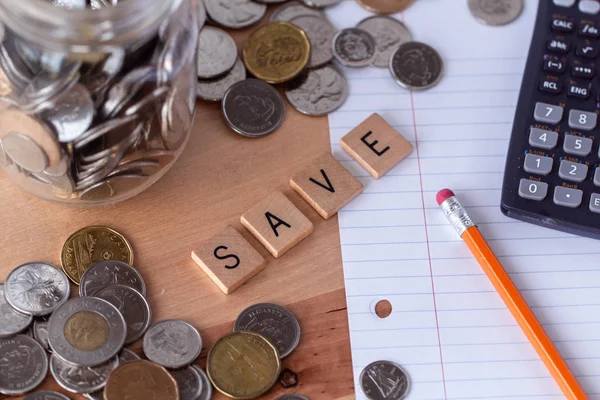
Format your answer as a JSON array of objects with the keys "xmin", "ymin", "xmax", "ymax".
[{"xmin": 501, "ymin": 0, "xmax": 600, "ymax": 239}]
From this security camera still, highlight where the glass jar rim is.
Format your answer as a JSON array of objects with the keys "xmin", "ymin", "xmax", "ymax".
[{"xmin": 0, "ymin": 0, "xmax": 177, "ymax": 52}]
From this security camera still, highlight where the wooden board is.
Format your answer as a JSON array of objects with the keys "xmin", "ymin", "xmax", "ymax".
[{"xmin": 0, "ymin": 93, "xmax": 354, "ymax": 400}]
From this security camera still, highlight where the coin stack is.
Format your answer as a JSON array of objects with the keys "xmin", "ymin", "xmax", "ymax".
[{"xmin": 0, "ymin": 0, "xmax": 198, "ymax": 203}]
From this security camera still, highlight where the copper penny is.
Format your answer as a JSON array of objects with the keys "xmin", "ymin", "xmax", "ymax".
[
  {"xmin": 356, "ymin": 0, "xmax": 414, "ymax": 14},
  {"xmin": 103, "ymin": 360, "xmax": 179, "ymax": 400}
]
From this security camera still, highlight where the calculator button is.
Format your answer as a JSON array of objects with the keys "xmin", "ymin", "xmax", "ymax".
[
  {"xmin": 534, "ymin": 102, "xmax": 563, "ymax": 124},
  {"xmin": 529, "ymin": 127, "xmax": 559, "ymax": 149},
  {"xmin": 576, "ymin": 43, "xmax": 599, "ymax": 58},
  {"xmin": 558, "ymin": 160, "xmax": 588, "ymax": 182},
  {"xmin": 551, "ymin": 18, "xmax": 574, "ymax": 33},
  {"xmin": 548, "ymin": 38, "xmax": 570, "ymax": 53},
  {"xmin": 568, "ymin": 81, "xmax": 592, "ymax": 98},
  {"xmin": 579, "ymin": 22, "xmax": 600, "ymax": 38},
  {"xmin": 563, "ymin": 134, "xmax": 593, "ymax": 155},
  {"xmin": 590, "ymin": 193, "xmax": 600, "ymax": 212},
  {"xmin": 568, "ymin": 110, "xmax": 597, "ymax": 130},
  {"xmin": 579, "ymin": 0, "xmax": 600, "ymax": 14},
  {"xmin": 554, "ymin": 0, "xmax": 575, "ymax": 6},
  {"xmin": 554, "ymin": 186, "xmax": 583, "ymax": 208},
  {"xmin": 518, "ymin": 179, "xmax": 548, "ymax": 201},
  {"xmin": 593, "ymin": 167, "xmax": 600, "ymax": 185},
  {"xmin": 524, "ymin": 154, "xmax": 553, "ymax": 175},
  {"xmin": 540, "ymin": 78, "xmax": 562, "ymax": 94},
  {"xmin": 544, "ymin": 55, "xmax": 567, "ymax": 74},
  {"xmin": 571, "ymin": 63, "xmax": 595, "ymax": 78}
]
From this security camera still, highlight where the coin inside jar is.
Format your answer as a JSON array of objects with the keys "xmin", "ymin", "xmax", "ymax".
[
  {"xmin": 332, "ymin": 28, "xmax": 377, "ymax": 68},
  {"xmin": 207, "ymin": 331, "xmax": 281, "ymax": 399},
  {"xmin": 389, "ymin": 41, "xmax": 443, "ymax": 91},
  {"xmin": 243, "ymin": 22, "xmax": 311, "ymax": 84}
]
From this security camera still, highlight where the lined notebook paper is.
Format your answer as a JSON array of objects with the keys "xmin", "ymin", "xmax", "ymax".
[{"xmin": 326, "ymin": 0, "xmax": 600, "ymax": 399}]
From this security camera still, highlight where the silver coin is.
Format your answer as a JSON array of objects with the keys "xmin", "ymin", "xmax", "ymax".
[
  {"xmin": 357, "ymin": 16, "xmax": 412, "ymax": 68},
  {"xmin": 102, "ymin": 66, "xmax": 157, "ymax": 119},
  {"xmin": 108, "ymin": 160, "xmax": 161, "ymax": 178},
  {"xmin": 271, "ymin": 1, "xmax": 324, "ymax": 22},
  {"xmin": 0, "ymin": 335, "xmax": 48, "ymax": 395},
  {"xmin": 47, "ymin": 297, "xmax": 126, "ymax": 367},
  {"xmin": 191, "ymin": 365, "xmax": 212, "ymax": 400},
  {"xmin": 290, "ymin": 15, "xmax": 336, "ymax": 68},
  {"xmin": 161, "ymin": 78, "xmax": 192, "ymax": 151},
  {"xmin": 33, "ymin": 316, "xmax": 52, "ymax": 353},
  {"xmin": 255, "ymin": 0, "xmax": 288, "ymax": 3},
  {"xmin": 197, "ymin": 58, "xmax": 246, "ymax": 102},
  {"xmin": 0, "ymin": 284, "xmax": 33, "ymax": 338},
  {"xmin": 4, "ymin": 262, "xmax": 70, "ymax": 317},
  {"xmin": 94, "ymin": 284, "xmax": 151, "ymax": 345},
  {"xmin": 74, "ymin": 114, "xmax": 138, "ymax": 151},
  {"xmin": 302, "ymin": 0, "xmax": 342, "ymax": 8},
  {"xmin": 41, "ymin": 83, "xmax": 94, "ymax": 143},
  {"xmin": 389, "ymin": 41, "xmax": 443, "ymax": 91},
  {"xmin": 19, "ymin": 64, "xmax": 81, "ymax": 115},
  {"xmin": 198, "ymin": 0, "xmax": 207, "ymax": 30},
  {"xmin": 332, "ymin": 28, "xmax": 376, "ymax": 68},
  {"xmin": 277, "ymin": 395, "xmax": 310, "ymax": 400},
  {"xmin": 233, "ymin": 303, "xmax": 301, "ymax": 358},
  {"xmin": 360, "ymin": 360, "xmax": 410, "ymax": 400},
  {"xmin": 142, "ymin": 320, "xmax": 202, "ymax": 369},
  {"xmin": 79, "ymin": 261, "xmax": 146, "ymax": 298},
  {"xmin": 83, "ymin": 349, "xmax": 140, "ymax": 400},
  {"xmin": 171, "ymin": 365, "xmax": 203, "ymax": 400},
  {"xmin": 50, "ymin": 353, "xmax": 118, "ymax": 394},
  {"xmin": 222, "ymin": 79, "xmax": 286, "ymax": 137},
  {"xmin": 285, "ymin": 64, "xmax": 348, "ymax": 116},
  {"xmin": 78, "ymin": 174, "xmax": 149, "ymax": 201},
  {"xmin": 2, "ymin": 133, "xmax": 49, "ymax": 173},
  {"xmin": 205, "ymin": 0, "xmax": 266, "ymax": 29},
  {"xmin": 468, "ymin": 0, "xmax": 524, "ymax": 26},
  {"xmin": 23, "ymin": 391, "xmax": 71, "ymax": 400},
  {"xmin": 197, "ymin": 27, "xmax": 238, "ymax": 79},
  {"xmin": 124, "ymin": 86, "xmax": 169, "ymax": 117}
]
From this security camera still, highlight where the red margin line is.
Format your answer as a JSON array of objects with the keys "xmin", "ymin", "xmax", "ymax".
[{"xmin": 408, "ymin": 90, "xmax": 449, "ymax": 399}]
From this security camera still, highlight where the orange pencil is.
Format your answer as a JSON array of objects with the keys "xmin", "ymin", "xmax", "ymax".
[{"xmin": 436, "ymin": 189, "xmax": 587, "ymax": 400}]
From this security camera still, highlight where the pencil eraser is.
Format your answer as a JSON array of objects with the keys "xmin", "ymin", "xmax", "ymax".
[{"xmin": 436, "ymin": 189, "xmax": 455, "ymax": 205}]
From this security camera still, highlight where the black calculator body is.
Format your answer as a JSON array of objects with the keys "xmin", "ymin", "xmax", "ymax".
[{"xmin": 501, "ymin": 0, "xmax": 600, "ymax": 239}]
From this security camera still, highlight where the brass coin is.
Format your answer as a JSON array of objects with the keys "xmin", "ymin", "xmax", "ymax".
[
  {"xmin": 207, "ymin": 331, "xmax": 281, "ymax": 399},
  {"xmin": 103, "ymin": 360, "xmax": 179, "ymax": 400},
  {"xmin": 64, "ymin": 311, "xmax": 109, "ymax": 351},
  {"xmin": 243, "ymin": 22, "xmax": 311, "ymax": 84},
  {"xmin": 60, "ymin": 226, "xmax": 134, "ymax": 285},
  {"xmin": 356, "ymin": 0, "xmax": 414, "ymax": 14}
]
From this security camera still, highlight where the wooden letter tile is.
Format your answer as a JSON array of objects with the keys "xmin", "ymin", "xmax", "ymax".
[
  {"xmin": 340, "ymin": 113, "xmax": 413, "ymax": 179},
  {"xmin": 191, "ymin": 225, "xmax": 266, "ymax": 294},
  {"xmin": 241, "ymin": 192, "xmax": 313, "ymax": 258},
  {"xmin": 290, "ymin": 152, "xmax": 363, "ymax": 219}
]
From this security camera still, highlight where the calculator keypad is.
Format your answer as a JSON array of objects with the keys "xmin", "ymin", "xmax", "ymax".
[
  {"xmin": 554, "ymin": 186, "xmax": 583, "ymax": 207},
  {"xmin": 534, "ymin": 102, "xmax": 564, "ymax": 123},
  {"xmin": 519, "ymin": 179, "xmax": 548, "ymax": 201},
  {"xmin": 529, "ymin": 127, "xmax": 559, "ymax": 149},
  {"xmin": 589, "ymin": 193, "xmax": 600, "ymax": 212},
  {"xmin": 554, "ymin": 0, "xmax": 576, "ymax": 7},
  {"xmin": 579, "ymin": 0, "xmax": 600, "ymax": 14},
  {"xmin": 563, "ymin": 133, "xmax": 593, "ymax": 155},
  {"xmin": 568, "ymin": 109, "xmax": 596, "ymax": 130},
  {"xmin": 524, "ymin": 154, "xmax": 553, "ymax": 175},
  {"xmin": 558, "ymin": 160, "xmax": 588, "ymax": 181}
]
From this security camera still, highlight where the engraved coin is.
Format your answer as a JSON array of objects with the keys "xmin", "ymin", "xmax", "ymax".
[
  {"xmin": 171, "ymin": 365, "xmax": 203, "ymax": 400},
  {"xmin": 360, "ymin": 360, "xmax": 410, "ymax": 400},
  {"xmin": 389, "ymin": 41, "xmax": 443, "ymax": 90},
  {"xmin": 60, "ymin": 226, "xmax": 134, "ymax": 285},
  {"xmin": 357, "ymin": 16, "xmax": 412, "ymax": 68},
  {"xmin": 0, "ymin": 284, "xmax": 32, "ymax": 338},
  {"xmin": 104, "ymin": 360, "xmax": 178, "ymax": 400},
  {"xmin": 290, "ymin": 15, "xmax": 336, "ymax": 68},
  {"xmin": 302, "ymin": 0, "xmax": 342, "ymax": 8},
  {"xmin": 356, "ymin": 0, "xmax": 413, "ymax": 14},
  {"xmin": 24, "ymin": 391, "xmax": 71, "ymax": 400},
  {"xmin": 332, "ymin": 28, "xmax": 377, "ymax": 68},
  {"xmin": 0, "ymin": 335, "xmax": 48, "ymax": 395},
  {"xmin": 143, "ymin": 320, "xmax": 202, "ymax": 369},
  {"xmin": 50, "ymin": 353, "xmax": 118, "ymax": 393},
  {"xmin": 94, "ymin": 284, "xmax": 151, "ymax": 345},
  {"xmin": 234, "ymin": 303, "xmax": 301, "ymax": 358},
  {"xmin": 40, "ymin": 83, "xmax": 94, "ymax": 143},
  {"xmin": 79, "ymin": 261, "xmax": 145, "ymax": 298},
  {"xmin": 33, "ymin": 317, "xmax": 52, "ymax": 353},
  {"xmin": 205, "ymin": 0, "xmax": 267, "ymax": 29},
  {"xmin": 4, "ymin": 263, "xmax": 70, "ymax": 316},
  {"xmin": 276, "ymin": 395, "xmax": 310, "ymax": 400},
  {"xmin": 243, "ymin": 22, "xmax": 311, "ymax": 84},
  {"xmin": 197, "ymin": 27, "xmax": 238, "ymax": 79},
  {"xmin": 197, "ymin": 58, "xmax": 247, "ymax": 102},
  {"xmin": 48, "ymin": 297, "xmax": 126, "ymax": 367},
  {"xmin": 207, "ymin": 331, "xmax": 281, "ymax": 399},
  {"xmin": 270, "ymin": 1, "xmax": 324, "ymax": 22},
  {"xmin": 84, "ymin": 349, "xmax": 141, "ymax": 400},
  {"xmin": 468, "ymin": 0, "xmax": 524, "ymax": 26},
  {"xmin": 222, "ymin": 79, "xmax": 286, "ymax": 137},
  {"xmin": 285, "ymin": 64, "xmax": 348, "ymax": 116},
  {"xmin": 192, "ymin": 365, "xmax": 213, "ymax": 400},
  {"xmin": 2, "ymin": 133, "xmax": 48, "ymax": 173}
]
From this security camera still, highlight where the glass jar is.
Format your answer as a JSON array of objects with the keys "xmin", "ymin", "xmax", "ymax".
[{"xmin": 0, "ymin": 0, "xmax": 199, "ymax": 205}]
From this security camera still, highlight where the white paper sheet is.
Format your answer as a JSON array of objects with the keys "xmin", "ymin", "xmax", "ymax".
[{"xmin": 326, "ymin": 0, "xmax": 600, "ymax": 398}]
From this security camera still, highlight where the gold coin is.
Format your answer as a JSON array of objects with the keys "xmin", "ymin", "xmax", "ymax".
[
  {"xmin": 104, "ymin": 360, "xmax": 179, "ymax": 400},
  {"xmin": 207, "ymin": 331, "xmax": 281, "ymax": 399},
  {"xmin": 356, "ymin": 0, "xmax": 414, "ymax": 14},
  {"xmin": 64, "ymin": 311, "xmax": 109, "ymax": 351},
  {"xmin": 61, "ymin": 226, "xmax": 134, "ymax": 285},
  {"xmin": 243, "ymin": 22, "xmax": 311, "ymax": 84}
]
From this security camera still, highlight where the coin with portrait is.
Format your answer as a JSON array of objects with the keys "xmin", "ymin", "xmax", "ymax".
[
  {"xmin": 285, "ymin": 64, "xmax": 348, "ymax": 116},
  {"xmin": 142, "ymin": 320, "xmax": 202, "ymax": 369},
  {"xmin": 332, "ymin": 28, "xmax": 376, "ymax": 68}
]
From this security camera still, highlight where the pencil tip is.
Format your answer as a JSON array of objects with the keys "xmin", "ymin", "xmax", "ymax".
[{"xmin": 436, "ymin": 188, "xmax": 455, "ymax": 205}]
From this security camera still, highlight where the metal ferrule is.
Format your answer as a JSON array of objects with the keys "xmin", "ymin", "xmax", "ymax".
[{"xmin": 440, "ymin": 196, "xmax": 475, "ymax": 237}]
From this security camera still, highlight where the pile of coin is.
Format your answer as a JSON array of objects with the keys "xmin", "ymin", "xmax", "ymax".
[{"xmin": 0, "ymin": 0, "xmax": 198, "ymax": 203}]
